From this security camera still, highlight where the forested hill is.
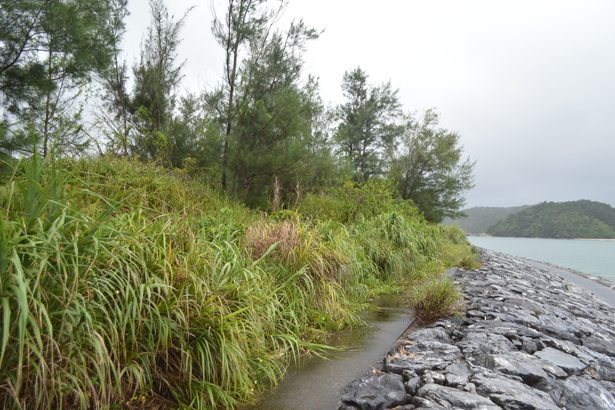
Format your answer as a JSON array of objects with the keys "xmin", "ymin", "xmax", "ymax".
[
  {"xmin": 444, "ymin": 206, "xmax": 529, "ymax": 234},
  {"xmin": 487, "ymin": 200, "xmax": 615, "ymax": 238}
]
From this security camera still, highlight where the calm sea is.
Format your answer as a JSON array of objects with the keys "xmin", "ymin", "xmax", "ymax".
[{"xmin": 466, "ymin": 236, "xmax": 615, "ymax": 282}]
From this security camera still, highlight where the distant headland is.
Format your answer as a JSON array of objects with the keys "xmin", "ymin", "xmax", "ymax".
[{"xmin": 446, "ymin": 200, "xmax": 615, "ymax": 239}]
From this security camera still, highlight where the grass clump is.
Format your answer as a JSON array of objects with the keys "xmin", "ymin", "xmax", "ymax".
[
  {"xmin": 410, "ymin": 277, "xmax": 461, "ymax": 323},
  {"xmin": 0, "ymin": 157, "xmax": 477, "ymax": 409}
]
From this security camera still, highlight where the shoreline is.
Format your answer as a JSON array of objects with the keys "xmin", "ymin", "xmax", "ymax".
[
  {"xmin": 467, "ymin": 234, "xmax": 615, "ymax": 241},
  {"xmin": 466, "ymin": 237, "xmax": 615, "ymax": 288},
  {"xmin": 515, "ymin": 255, "xmax": 615, "ymax": 291},
  {"xmin": 471, "ymin": 246, "xmax": 615, "ymax": 291}
]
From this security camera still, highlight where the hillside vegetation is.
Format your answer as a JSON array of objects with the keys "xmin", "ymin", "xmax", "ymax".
[
  {"xmin": 487, "ymin": 200, "xmax": 615, "ymax": 238},
  {"xmin": 0, "ymin": 1, "xmax": 479, "ymax": 408},
  {"xmin": 0, "ymin": 157, "xmax": 476, "ymax": 409},
  {"xmin": 444, "ymin": 206, "xmax": 529, "ymax": 234}
]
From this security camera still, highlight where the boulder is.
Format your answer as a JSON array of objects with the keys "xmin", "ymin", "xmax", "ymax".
[
  {"xmin": 339, "ymin": 373, "xmax": 407, "ymax": 410},
  {"xmin": 547, "ymin": 376, "xmax": 615, "ymax": 410},
  {"xmin": 534, "ymin": 347, "xmax": 587, "ymax": 374},
  {"xmin": 472, "ymin": 372, "xmax": 559, "ymax": 410},
  {"xmin": 474, "ymin": 352, "xmax": 549, "ymax": 385},
  {"xmin": 416, "ymin": 383, "xmax": 500, "ymax": 409}
]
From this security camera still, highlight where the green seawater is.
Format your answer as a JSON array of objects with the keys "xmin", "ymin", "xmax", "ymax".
[{"xmin": 467, "ymin": 236, "xmax": 615, "ymax": 282}]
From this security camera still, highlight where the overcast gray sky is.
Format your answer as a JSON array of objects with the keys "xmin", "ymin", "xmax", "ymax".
[{"xmin": 123, "ymin": 0, "xmax": 615, "ymax": 208}]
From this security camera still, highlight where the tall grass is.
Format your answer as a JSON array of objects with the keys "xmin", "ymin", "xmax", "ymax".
[
  {"xmin": 410, "ymin": 278, "xmax": 461, "ymax": 323},
  {"xmin": 0, "ymin": 157, "xmax": 476, "ymax": 409}
]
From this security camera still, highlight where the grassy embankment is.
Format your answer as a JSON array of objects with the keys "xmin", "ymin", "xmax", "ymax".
[{"xmin": 0, "ymin": 157, "xmax": 478, "ymax": 409}]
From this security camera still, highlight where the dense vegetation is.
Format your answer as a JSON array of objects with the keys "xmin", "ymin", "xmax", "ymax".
[
  {"xmin": 0, "ymin": 0, "xmax": 473, "ymax": 222},
  {"xmin": 0, "ymin": 156, "xmax": 476, "ymax": 408},
  {"xmin": 487, "ymin": 200, "xmax": 615, "ymax": 239},
  {"xmin": 0, "ymin": 0, "xmax": 478, "ymax": 408},
  {"xmin": 444, "ymin": 205, "xmax": 529, "ymax": 234}
]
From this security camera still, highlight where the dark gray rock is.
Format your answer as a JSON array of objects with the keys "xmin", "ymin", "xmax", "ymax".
[
  {"xmin": 402, "ymin": 369, "xmax": 418, "ymax": 381},
  {"xmin": 385, "ymin": 342, "xmax": 461, "ymax": 374},
  {"xmin": 416, "ymin": 383, "xmax": 500, "ymax": 409},
  {"xmin": 458, "ymin": 332, "xmax": 515, "ymax": 355},
  {"xmin": 535, "ymin": 314, "xmax": 582, "ymax": 342},
  {"xmin": 339, "ymin": 405, "xmax": 359, "ymax": 410},
  {"xmin": 521, "ymin": 337, "xmax": 538, "ymax": 354},
  {"xmin": 340, "ymin": 373, "xmax": 407, "ymax": 410},
  {"xmin": 405, "ymin": 376, "xmax": 421, "ymax": 395},
  {"xmin": 472, "ymin": 372, "xmax": 559, "ymax": 410},
  {"xmin": 534, "ymin": 347, "xmax": 587, "ymax": 374},
  {"xmin": 409, "ymin": 328, "xmax": 451, "ymax": 344},
  {"xmin": 547, "ymin": 376, "xmax": 615, "ymax": 409},
  {"xmin": 444, "ymin": 362, "xmax": 472, "ymax": 387},
  {"xmin": 474, "ymin": 352, "xmax": 549, "ymax": 385},
  {"xmin": 583, "ymin": 333, "xmax": 615, "ymax": 357},
  {"xmin": 338, "ymin": 250, "xmax": 615, "ymax": 410},
  {"xmin": 466, "ymin": 321, "xmax": 542, "ymax": 339}
]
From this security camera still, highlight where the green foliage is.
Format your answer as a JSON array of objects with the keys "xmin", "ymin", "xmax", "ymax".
[
  {"xmin": 0, "ymin": 1, "xmax": 478, "ymax": 405},
  {"xmin": 487, "ymin": 200, "xmax": 615, "ymax": 239},
  {"xmin": 335, "ymin": 67, "xmax": 403, "ymax": 182},
  {"xmin": 0, "ymin": 0, "xmax": 124, "ymax": 156},
  {"xmin": 298, "ymin": 179, "xmax": 417, "ymax": 224},
  {"xmin": 0, "ymin": 158, "xmax": 476, "ymax": 408},
  {"xmin": 390, "ymin": 109, "xmax": 474, "ymax": 222},
  {"xmin": 411, "ymin": 277, "xmax": 461, "ymax": 323},
  {"xmin": 131, "ymin": 0, "xmax": 192, "ymax": 163},
  {"xmin": 209, "ymin": 4, "xmax": 327, "ymax": 207},
  {"xmin": 353, "ymin": 212, "xmax": 442, "ymax": 280}
]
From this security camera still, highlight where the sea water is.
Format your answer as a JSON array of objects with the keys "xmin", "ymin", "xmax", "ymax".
[{"xmin": 467, "ymin": 236, "xmax": 615, "ymax": 282}]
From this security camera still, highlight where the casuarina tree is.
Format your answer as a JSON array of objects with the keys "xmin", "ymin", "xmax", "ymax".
[{"xmin": 390, "ymin": 109, "xmax": 474, "ymax": 222}]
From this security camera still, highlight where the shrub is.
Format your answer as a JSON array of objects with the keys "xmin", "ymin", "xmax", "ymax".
[
  {"xmin": 410, "ymin": 277, "xmax": 461, "ymax": 323},
  {"xmin": 298, "ymin": 179, "xmax": 395, "ymax": 223},
  {"xmin": 0, "ymin": 156, "xmax": 477, "ymax": 409}
]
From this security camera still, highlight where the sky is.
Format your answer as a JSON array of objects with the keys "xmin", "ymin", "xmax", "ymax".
[{"xmin": 123, "ymin": 0, "xmax": 615, "ymax": 208}]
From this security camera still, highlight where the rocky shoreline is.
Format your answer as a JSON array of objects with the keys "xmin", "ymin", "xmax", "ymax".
[
  {"xmin": 526, "ymin": 258, "xmax": 615, "ymax": 292},
  {"xmin": 338, "ymin": 250, "xmax": 615, "ymax": 409}
]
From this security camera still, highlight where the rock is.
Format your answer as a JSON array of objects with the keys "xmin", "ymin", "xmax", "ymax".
[
  {"xmin": 402, "ymin": 369, "xmax": 417, "ymax": 381},
  {"xmin": 547, "ymin": 376, "xmax": 615, "ymax": 409},
  {"xmin": 385, "ymin": 342, "xmax": 461, "ymax": 374},
  {"xmin": 338, "ymin": 250, "xmax": 615, "ymax": 410},
  {"xmin": 576, "ymin": 348, "xmax": 615, "ymax": 382},
  {"xmin": 467, "ymin": 309, "xmax": 485, "ymax": 318},
  {"xmin": 444, "ymin": 363, "xmax": 472, "ymax": 386},
  {"xmin": 472, "ymin": 372, "xmax": 559, "ymax": 410},
  {"xmin": 534, "ymin": 347, "xmax": 587, "ymax": 374},
  {"xmin": 462, "ymin": 382, "xmax": 476, "ymax": 393},
  {"xmin": 339, "ymin": 405, "xmax": 359, "ymax": 410},
  {"xmin": 340, "ymin": 373, "xmax": 407, "ymax": 410},
  {"xmin": 583, "ymin": 333, "xmax": 615, "ymax": 357},
  {"xmin": 421, "ymin": 370, "xmax": 445, "ymax": 385},
  {"xmin": 540, "ymin": 361, "xmax": 567, "ymax": 379},
  {"xmin": 405, "ymin": 376, "xmax": 420, "ymax": 395},
  {"xmin": 411, "ymin": 396, "xmax": 448, "ymax": 409},
  {"xmin": 474, "ymin": 352, "xmax": 549, "ymax": 385},
  {"xmin": 466, "ymin": 321, "xmax": 542, "ymax": 339},
  {"xmin": 457, "ymin": 332, "xmax": 515, "ymax": 355},
  {"xmin": 536, "ymin": 313, "xmax": 582, "ymax": 343},
  {"xmin": 416, "ymin": 383, "xmax": 500, "ymax": 409},
  {"xmin": 409, "ymin": 328, "xmax": 451, "ymax": 344},
  {"xmin": 521, "ymin": 337, "xmax": 538, "ymax": 354}
]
